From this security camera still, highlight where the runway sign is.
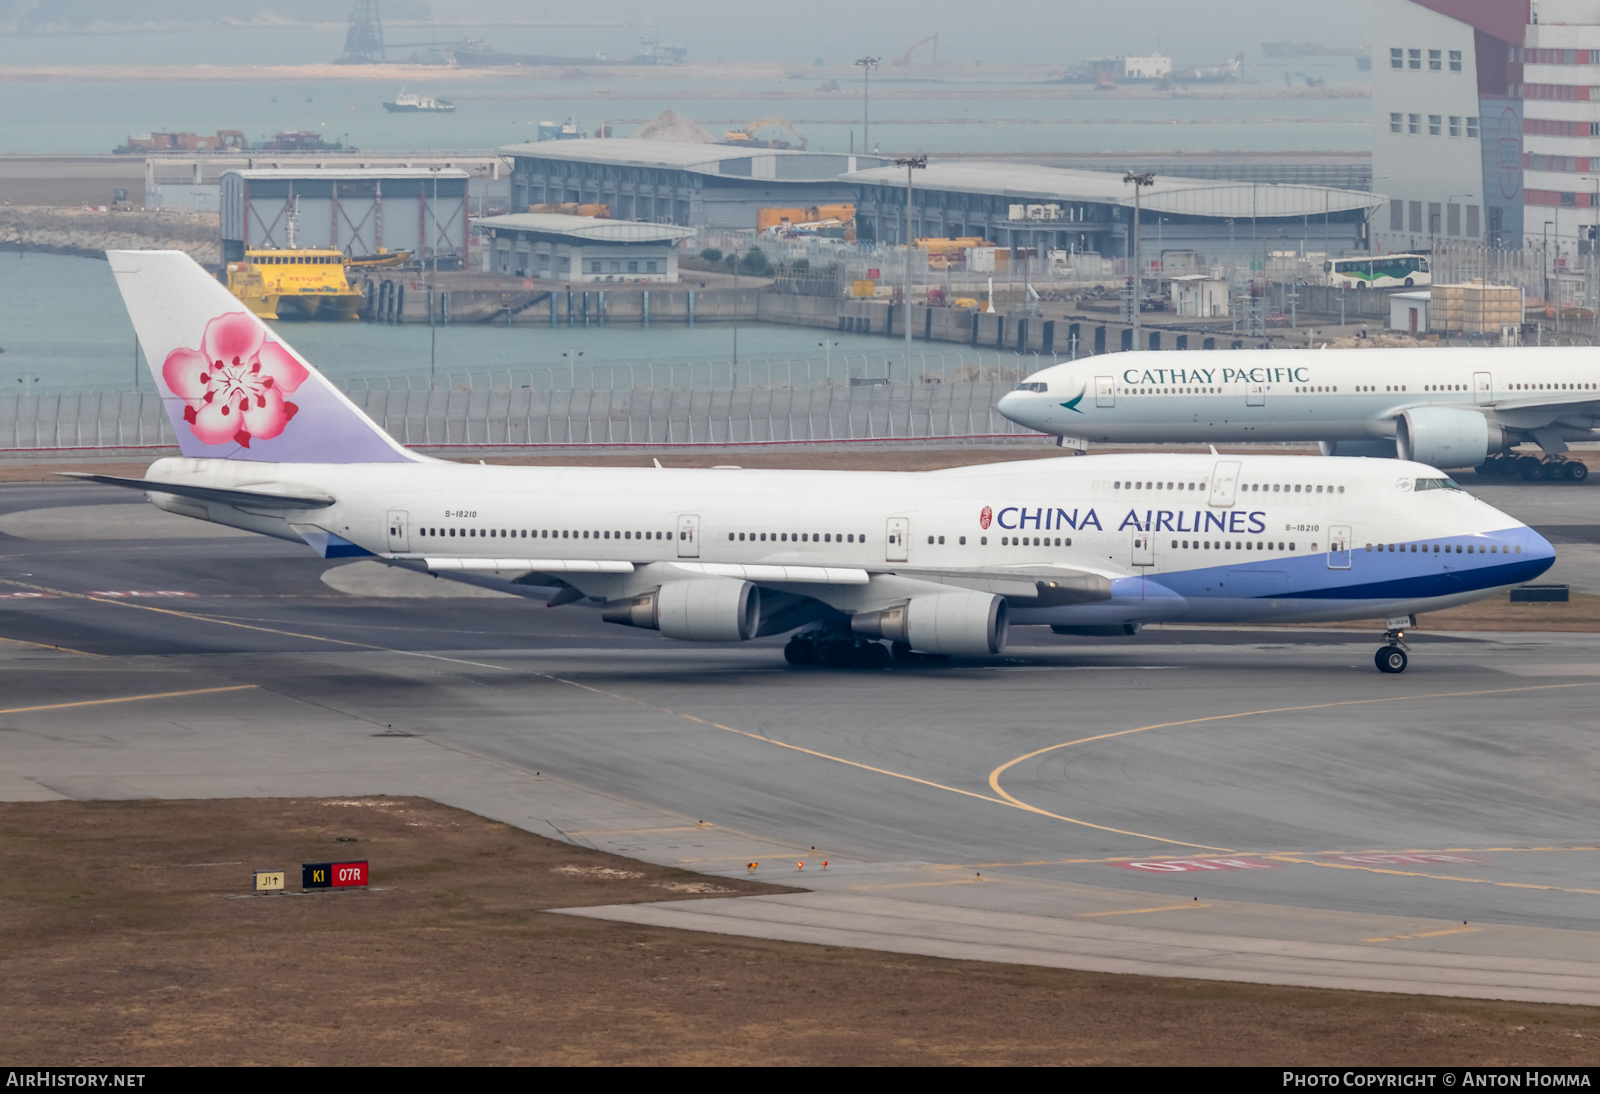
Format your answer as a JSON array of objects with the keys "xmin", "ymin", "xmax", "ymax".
[
  {"xmin": 253, "ymin": 870, "xmax": 285, "ymax": 893},
  {"xmin": 302, "ymin": 860, "xmax": 369, "ymax": 889}
]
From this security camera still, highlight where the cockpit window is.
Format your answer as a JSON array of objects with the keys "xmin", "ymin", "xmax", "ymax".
[
  {"xmin": 1414, "ymin": 477, "xmax": 1463, "ymax": 492},
  {"xmin": 1015, "ymin": 382, "xmax": 1049, "ymax": 393}
]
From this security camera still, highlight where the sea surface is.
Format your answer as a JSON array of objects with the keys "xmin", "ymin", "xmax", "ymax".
[
  {"xmin": 0, "ymin": 20, "xmax": 1370, "ymax": 158},
  {"xmin": 0, "ymin": 252, "xmax": 1011, "ymax": 395}
]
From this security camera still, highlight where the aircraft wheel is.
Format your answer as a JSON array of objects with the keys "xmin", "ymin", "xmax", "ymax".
[
  {"xmin": 1543, "ymin": 461, "xmax": 1566, "ymax": 481},
  {"xmin": 1520, "ymin": 458, "xmax": 1547, "ymax": 481},
  {"xmin": 784, "ymin": 636, "xmax": 816, "ymax": 666},
  {"xmin": 1565, "ymin": 461, "xmax": 1590, "ymax": 482},
  {"xmin": 855, "ymin": 641, "xmax": 891, "ymax": 669},
  {"xmin": 1375, "ymin": 646, "xmax": 1408, "ymax": 674},
  {"xmin": 816, "ymin": 639, "xmax": 856, "ymax": 668}
]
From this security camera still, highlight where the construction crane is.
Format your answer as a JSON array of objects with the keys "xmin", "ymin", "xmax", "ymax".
[
  {"xmin": 892, "ymin": 33, "xmax": 938, "ymax": 65},
  {"xmin": 721, "ymin": 117, "xmax": 809, "ymax": 150}
]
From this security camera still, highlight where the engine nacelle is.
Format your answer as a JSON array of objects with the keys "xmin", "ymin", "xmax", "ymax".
[
  {"xmin": 1395, "ymin": 406, "xmax": 1508, "ymax": 468},
  {"xmin": 851, "ymin": 592, "xmax": 1009, "ymax": 656},
  {"xmin": 601, "ymin": 578, "xmax": 759, "ymax": 642},
  {"xmin": 1318, "ymin": 440, "xmax": 1398, "ymax": 459}
]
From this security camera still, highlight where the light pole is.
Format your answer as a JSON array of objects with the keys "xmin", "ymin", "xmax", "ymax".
[
  {"xmin": 819, "ymin": 339, "xmax": 837, "ymax": 380},
  {"xmin": 562, "ymin": 349, "xmax": 583, "ymax": 390},
  {"xmin": 1123, "ymin": 171, "xmax": 1154, "ymax": 347},
  {"xmin": 855, "ymin": 56, "xmax": 879, "ymax": 152},
  {"xmin": 429, "ymin": 166, "xmax": 441, "ymax": 381},
  {"xmin": 1544, "ymin": 219, "xmax": 1555, "ymax": 334},
  {"xmin": 896, "ymin": 154, "xmax": 927, "ymax": 383}
]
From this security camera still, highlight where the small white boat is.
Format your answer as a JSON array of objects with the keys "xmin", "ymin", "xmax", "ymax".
[{"xmin": 383, "ymin": 89, "xmax": 455, "ymax": 113}]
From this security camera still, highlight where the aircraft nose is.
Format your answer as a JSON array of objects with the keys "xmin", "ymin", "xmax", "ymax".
[
  {"xmin": 1525, "ymin": 526, "xmax": 1557, "ymax": 579},
  {"xmin": 998, "ymin": 390, "xmax": 1036, "ymax": 426}
]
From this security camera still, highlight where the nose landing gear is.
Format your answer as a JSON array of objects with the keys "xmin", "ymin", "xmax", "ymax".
[{"xmin": 1375, "ymin": 615, "xmax": 1414, "ymax": 673}]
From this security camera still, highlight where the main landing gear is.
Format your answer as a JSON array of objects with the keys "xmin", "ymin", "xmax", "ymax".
[
  {"xmin": 1476, "ymin": 454, "xmax": 1588, "ymax": 482},
  {"xmin": 1375, "ymin": 616, "xmax": 1413, "ymax": 674},
  {"xmin": 783, "ymin": 630, "xmax": 951, "ymax": 669}
]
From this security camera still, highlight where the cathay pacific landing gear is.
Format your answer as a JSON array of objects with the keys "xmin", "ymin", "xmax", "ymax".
[{"xmin": 1375, "ymin": 615, "xmax": 1414, "ymax": 674}]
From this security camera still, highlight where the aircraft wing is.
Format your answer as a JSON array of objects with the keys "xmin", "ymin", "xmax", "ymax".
[
  {"xmin": 59, "ymin": 473, "xmax": 335, "ymax": 510},
  {"xmin": 418, "ymin": 556, "xmax": 1110, "ymax": 604}
]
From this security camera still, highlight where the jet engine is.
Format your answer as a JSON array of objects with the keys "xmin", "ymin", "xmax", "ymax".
[
  {"xmin": 601, "ymin": 578, "xmax": 759, "ymax": 642},
  {"xmin": 1318, "ymin": 440, "xmax": 1398, "ymax": 459},
  {"xmin": 850, "ymin": 592, "xmax": 1009, "ymax": 656},
  {"xmin": 1395, "ymin": 406, "xmax": 1508, "ymax": 468}
]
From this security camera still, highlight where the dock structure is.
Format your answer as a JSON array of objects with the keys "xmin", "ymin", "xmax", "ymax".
[{"xmin": 220, "ymin": 167, "xmax": 471, "ymax": 268}]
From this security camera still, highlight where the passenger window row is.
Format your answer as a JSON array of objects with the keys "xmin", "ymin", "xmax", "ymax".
[
  {"xmin": 1367, "ymin": 542, "xmax": 1520, "ymax": 555},
  {"xmin": 729, "ymin": 532, "xmax": 863, "ymax": 543},
  {"xmin": 1175, "ymin": 540, "xmax": 1291, "ymax": 551},
  {"xmin": 1294, "ymin": 386, "xmax": 1339, "ymax": 393},
  {"xmin": 1114, "ymin": 481, "xmax": 1205, "ymax": 490},
  {"xmin": 1511, "ymin": 382, "xmax": 1597, "ymax": 391},
  {"xmin": 1242, "ymin": 483, "xmax": 1345, "ymax": 494},
  {"xmin": 421, "ymin": 527, "xmax": 672, "ymax": 541},
  {"xmin": 1001, "ymin": 536, "xmax": 1072, "ymax": 547}
]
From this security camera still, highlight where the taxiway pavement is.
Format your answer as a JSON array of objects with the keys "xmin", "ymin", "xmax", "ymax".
[{"xmin": 4, "ymin": 477, "xmax": 1600, "ymax": 1003}]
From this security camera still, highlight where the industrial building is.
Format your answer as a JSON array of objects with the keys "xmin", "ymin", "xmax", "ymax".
[
  {"xmin": 220, "ymin": 167, "xmax": 470, "ymax": 266},
  {"xmin": 475, "ymin": 213, "xmax": 694, "ymax": 282},
  {"xmin": 501, "ymin": 140, "xmax": 890, "ymax": 229},
  {"xmin": 503, "ymin": 138, "xmax": 1382, "ymax": 266},
  {"xmin": 1369, "ymin": 0, "xmax": 1526, "ymax": 252},
  {"xmin": 843, "ymin": 160, "xmax": 1382, "ymax": 264},
  {"xmin": 147, "ymin": 154, "xmax": 508, "ymax": 214}
]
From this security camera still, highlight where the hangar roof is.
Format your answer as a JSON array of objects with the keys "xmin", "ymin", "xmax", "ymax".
[
  {"xmin": 475, "ymin": 213, "xmax": 695, "ymax": 242},
  {"xmin": 843, "ymin": 161, "xmax": 1383, "ymax": 218}
]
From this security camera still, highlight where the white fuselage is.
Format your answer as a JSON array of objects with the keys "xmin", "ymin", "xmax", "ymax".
[
  {"xmin": 997, "ymin": 346, "xmax": 1600, "ymax": 450},
  {"xmin": 143, "ymin": 451, "xmax": 1554, "ymax": 630}
]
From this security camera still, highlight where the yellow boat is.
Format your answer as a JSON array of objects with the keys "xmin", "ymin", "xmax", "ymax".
[{"xmin": 227, "ymin": 249, "xmax": 365, "ymax": 321}]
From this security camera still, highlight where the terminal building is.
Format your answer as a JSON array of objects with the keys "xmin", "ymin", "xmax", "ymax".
[
  {"xmin": 220, "ymin": 167, "xmax": 470, "ymax": 267},
  {"xmin": 843, "ymin": 161, "xmax": 1381, "ymax": 262},
  {"xmin": 474, "ymin": 213, "xmax": 694, "ymax": 282},
  {"xmin": 503, "ymin": 138, "xmax": 1382, "ymax": 265},
  {"xmin": 502, "ymin": 140, "xmax": 890, "ymax": 229}
]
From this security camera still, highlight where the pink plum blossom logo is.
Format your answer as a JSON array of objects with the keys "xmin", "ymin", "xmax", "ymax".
[
  {"xmin": 979, "ymin": 505, "xmax": 993, "ymax": 530},
  {"xmin": 162, "ymin": 312, "xmax": 309, "ymax": 448}
]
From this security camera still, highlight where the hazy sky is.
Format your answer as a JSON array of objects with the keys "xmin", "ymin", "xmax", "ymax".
[{"xmin": 3, "ymin": 0, "xmax": 1375, "ymax": 66}]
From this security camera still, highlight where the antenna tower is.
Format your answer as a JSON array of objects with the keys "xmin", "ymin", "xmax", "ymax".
[{"xmin": 339, "ymin": 0, "xmax": 385, "ymax": 64}]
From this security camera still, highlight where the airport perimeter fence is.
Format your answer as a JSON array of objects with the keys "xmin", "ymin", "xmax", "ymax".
[{"xmin": 0, "ymin": 375, "xmax": 1032, "ymax": 455}]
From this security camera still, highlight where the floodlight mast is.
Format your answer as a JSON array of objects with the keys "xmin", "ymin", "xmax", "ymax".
[
  {"xmin": 855, "ymin": 57, "xmax": 880, "ymax": 151},
  {"xmin": 896, "ymin": 155, "xmax": 928, "ymax": 383},
  {"xmin": 1124, "ymin": 171, "xmax": 1155, "ymax": 345}
]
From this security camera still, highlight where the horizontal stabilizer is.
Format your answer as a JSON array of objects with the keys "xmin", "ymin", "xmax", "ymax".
[{"xmin": 59, "ymin": 472, "xmax": 334, "ymax": 510}]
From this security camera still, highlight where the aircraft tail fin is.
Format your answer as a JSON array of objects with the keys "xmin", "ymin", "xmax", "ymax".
[{"xmin": 107, "ymin": 250, "xmax": 417, "ymax": 464}]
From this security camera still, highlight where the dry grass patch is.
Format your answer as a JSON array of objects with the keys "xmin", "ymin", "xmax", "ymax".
[{"xmin": 3, "ymin": 797, "xmax": 1600, "ymax": 1065}]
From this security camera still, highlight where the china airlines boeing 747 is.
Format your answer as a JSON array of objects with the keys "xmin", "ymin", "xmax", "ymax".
[
  {"xmin": 998, "ymin": 348, "xmax": 1600, "ymax": 480},
  {"xmin": 82, "ymin": 252, "xmax": 1554, "ymax": 673}
]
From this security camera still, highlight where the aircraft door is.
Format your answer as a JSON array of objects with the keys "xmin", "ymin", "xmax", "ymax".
[
  {"xmin": 886, "ymin": 517, "xmax": 909, "ymax": 562},
  {"xmin": 1473, "ymin": 372, "xmax": 1493, "ymax": 404},
  {"xmin": 1208, "ymin": 461, "xmax": 1241, "ymax": 507},
  {"xmin": 1326, "ymin": 524, "xmax": 1352, "ymax": 569},
  {"xmin": 1246, "ymin": 383, "xmax": 1266, "ymax": 406},
  {"xmin": 1095, "ymin": 375, "xmax": 1115, "ymax": 408},
  {"xmin": 1131, "ymin": 531, "xmax": 1155, "ymax": 567},
  {"xmin": 677, "ymin": 514, "xmax": 701, "ymax": 558},
  {"xmin": 386, "ymin": 510, "xmax": 410, "ymax": 554}
]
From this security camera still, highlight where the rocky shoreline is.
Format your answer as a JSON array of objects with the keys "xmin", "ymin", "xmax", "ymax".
[{"xmin": 0, "ymin": 206, "xmax": 219, "ymax": 265}]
